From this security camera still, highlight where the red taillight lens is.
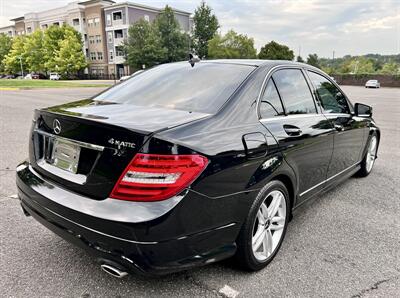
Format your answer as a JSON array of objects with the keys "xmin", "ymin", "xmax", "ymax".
[{"xmin": 110, "ymin": 154, "xmax": 208, "ymax": 202}]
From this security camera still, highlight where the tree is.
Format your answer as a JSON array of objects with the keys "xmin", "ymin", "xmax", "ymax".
[
  {"xmin": 23, "ymin": 30, "xmax": 46, "ymax": 73},
  {"xmin": 54, "ymin": 29, "xmax": 87, "ymax": 76},
  {"xmin": 381, "ymin": 62, "xmax": 399, "ymax": 74},
  {"xmin": 0, "ymin": 33, "xmax": 12, "ymax": 74},
  {"xmin": 296, "ymin": 56, "xmax": 304, "ymax": 63},
  {"xmin": 307, "ymin": 53, "xmax": 320, "ymax": 68},
  {"xmin": 208, "ymin": 30, "xmax": 257, "ymax": 59},
  {"xmin": 348, "ymin": 57, "xmax": 374, "ymax": 74},
  {"xmin": 193, "ymin": 1, "xmax": 219, "ymax": 58},
  {"xmin": 124, "ymin": 19, "xmax": 166, "ymax": 69},
  {"xmin": 43, "ymin": 25, "xmax": 81, "ymax": 71},
  {"xmin": 3, "ymin": 35, "xmax": 28, "ymax": 74},
  {"xmin": 155, "ymin": 5, "xmax": 189, "ymax": 62},
  {"xmin": 258, "ymin": 41, "xmax": 294, "ymax": 60}
]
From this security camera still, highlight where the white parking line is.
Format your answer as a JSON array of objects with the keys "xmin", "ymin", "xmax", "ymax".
[
  {"xmin": 219, "ymin": 285, "xmax": 239, "ymax": 298},
  {"xmin": 9, "ymin": 194, "xmax": 18, "ymax": 199}
]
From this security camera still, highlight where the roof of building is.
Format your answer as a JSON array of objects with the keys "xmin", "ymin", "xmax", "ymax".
[
  {"xmin": 78, "ymin": 0, "xmax": 115, "ymax": 6},
  {"xmin": 10, "ymin": 16, "xmax": 24, "ymax": 22},
  {"xmin": 104, "ymin": 1, "xmax": 191, "ymax": 15}
]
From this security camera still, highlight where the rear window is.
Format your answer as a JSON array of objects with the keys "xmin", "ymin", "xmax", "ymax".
[{"xmin": 94, "ymin": 62, "xmax": 255, "ymax": 114}]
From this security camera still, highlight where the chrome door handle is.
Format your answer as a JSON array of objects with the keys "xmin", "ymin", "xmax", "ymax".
[{"xmin": 283, "ymin": 125, "xmax": 302, "ymax": 136}]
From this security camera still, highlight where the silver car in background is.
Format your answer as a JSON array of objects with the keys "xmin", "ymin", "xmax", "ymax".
[{"xmin": 365, "ymin": 79, "xmax": 380, "ymax": 88}]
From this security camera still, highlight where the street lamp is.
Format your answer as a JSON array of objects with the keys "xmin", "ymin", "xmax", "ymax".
[{"xmin": 18, "ymin": 55, "xmax": 24, "ymax": 77}]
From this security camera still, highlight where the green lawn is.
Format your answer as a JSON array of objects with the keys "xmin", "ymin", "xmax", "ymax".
[{"xmin": 0, "ymin": 79, "xmax": 112, "ymax": 88}]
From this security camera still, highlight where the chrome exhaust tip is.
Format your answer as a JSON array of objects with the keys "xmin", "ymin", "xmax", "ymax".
[{"xmin": 100, "ymin": 264, "xmax": 128, "ymax": 278}]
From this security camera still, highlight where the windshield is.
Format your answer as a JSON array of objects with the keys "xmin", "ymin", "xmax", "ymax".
[{"xmin": 94, "ymin": 62, "xmax": 255, "ymax": 114}]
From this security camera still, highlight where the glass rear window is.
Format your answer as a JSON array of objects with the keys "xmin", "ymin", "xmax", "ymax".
[{"xmin": 94, "ymin": 62, "xmax": 255, "ymax": 114}]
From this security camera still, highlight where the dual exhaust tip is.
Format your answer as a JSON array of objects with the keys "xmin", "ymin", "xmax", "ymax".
[{"xmin": 100, "ymin": 264, "xmax": 128, "ymax": 278}]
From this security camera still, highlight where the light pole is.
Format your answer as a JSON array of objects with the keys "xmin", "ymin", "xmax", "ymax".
[{"xmin": 18, "ymin": 55, "xmax": 24, "ymax": 77}]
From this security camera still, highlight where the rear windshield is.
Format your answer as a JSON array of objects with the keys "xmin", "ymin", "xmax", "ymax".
[{"xmin": 94, "ymin": 62, "xmax": 255, "ymax": 114}]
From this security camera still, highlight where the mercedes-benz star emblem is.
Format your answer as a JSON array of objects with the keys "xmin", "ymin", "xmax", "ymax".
[{"xmin": 53, "ymin": 119, "xmax": 61, "ymax": 135}]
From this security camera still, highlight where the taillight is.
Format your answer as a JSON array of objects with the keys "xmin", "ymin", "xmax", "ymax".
[{"xmin": 110, "ymin": 154, "xmax": 209, "ymax": 202}]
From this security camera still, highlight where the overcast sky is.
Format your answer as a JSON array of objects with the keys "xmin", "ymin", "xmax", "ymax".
[{"xmin": 0, "ymin": 0, "xmax": 399, "ymax": 58}]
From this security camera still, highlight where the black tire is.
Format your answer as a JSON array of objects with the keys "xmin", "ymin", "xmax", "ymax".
[
  {"xmin": 356, "ymin": 132, "xmax": 378, "ymax": 177},
  {"xmin": 235, "ymin": 180, "xmax": 290, "ymax": 271}
]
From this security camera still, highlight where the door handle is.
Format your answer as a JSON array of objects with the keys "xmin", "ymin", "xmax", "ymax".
[{"xmin": 283, "ymin": 125, "xmax": 302, "ymax": 136}]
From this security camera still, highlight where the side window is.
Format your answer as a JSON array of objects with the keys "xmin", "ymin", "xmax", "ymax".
[
  {"xmin": 260, "ymin": 79, "xmax": 285, "ymax": 118},
  {"xmin": 307, "ymin": 71, "xmax": 350, "ymax": 114},
  {"xmin": 272, "ymin": 69, "xmax": 316, "ymax": 114}
]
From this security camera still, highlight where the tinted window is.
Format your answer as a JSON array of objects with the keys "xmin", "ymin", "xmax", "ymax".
[
  {"xmin": 308, "ymin": 71, "xmax": 350, "ymax": 114},
  {"xmin": 260, "ymin": 80, "xmax": 284, "ymax": 118},
  {"xmin": 94, "ymin": 62, "xmax": 254, "ymax": 114},
  {"xmin": 272, "ymin": 69, "xmax": 316, "ymax": 114}
]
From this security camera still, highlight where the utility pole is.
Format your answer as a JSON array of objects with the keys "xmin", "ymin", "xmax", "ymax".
[{"xmin": 19, "ymin": 55, "xmax": 24, "ymax": 77}]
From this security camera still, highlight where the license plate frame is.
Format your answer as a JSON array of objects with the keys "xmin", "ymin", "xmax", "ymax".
[{"xmin": 49, "ymin": 138, "xmax": 81, "ymax": 174}]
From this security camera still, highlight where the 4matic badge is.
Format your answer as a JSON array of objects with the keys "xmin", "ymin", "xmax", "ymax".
[{"xmin": 108, "ymin": 138, "xmax": 136, "ymax": 149}]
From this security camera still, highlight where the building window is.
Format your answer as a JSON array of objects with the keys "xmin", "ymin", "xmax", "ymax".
[
  {"xmin": 114, "ymin": 29, "xmax": 123, "ymax": 39},
  {"xmin": 107, "ymin": 32, "xmax": 113, "ymax": 43},
  {"xmin": 109, "ymin": 50, "xmax": 114, "ymax": 61},
  {"xmin": 87, "ymin": 19, "xmax": 93, "ymax": 27},
  {"xmin": 53, "ymin": 22, "xmax": 59, "ymax": 26},
  {"xmin": 116, "ymin": 46, "xmax": 124, "ymax": 57},
  {"xmin": 144, "ymin": 15, "xmax": 150, "ymax": 22},
  {"xmin": 72, "ymin": 18, "xmax": 80, "ymax": 26},
  {"xmin": 94, "ymin": 17, "xmax": 100, "ymax": 26},
  {"xmin": 89, "ymin": 36, "xmax": 95, "ymax": 44},
  {"xmin": 41, "ymin": 24, "xmax": 48, "ymax": 29},
  {"xmin": 106, "ymin": 14, "xmax": 111, "ymax": 26},
  {"xmin": 8, "ymin": 31, "xmax": 12, "ymax": 36},
  {"xmin": 97, "ymin": 52, "xmax": 103, "ymax": 60},
  {"xmin": 90, "ymin": 52, "xmax": 96, "ymax": 61},
  {"xmin": 113, "ymin": 11, "xmax": 122, "ymax": 20},
  {"xmin": 27, "ymin": 27, "xmax": 32, "ymax": 33},
  {"xmin": 84, "ymin": 34, "xmax": 88, "ymax": 41},
  {"xmin": 95, "ymin": 35, "xmax": 101, "ymax": 43}
]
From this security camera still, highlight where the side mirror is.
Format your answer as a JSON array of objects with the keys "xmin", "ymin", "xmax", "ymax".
[{"xmin": 355, "ymin": 103, "xmax": 372, "ymax": 117}]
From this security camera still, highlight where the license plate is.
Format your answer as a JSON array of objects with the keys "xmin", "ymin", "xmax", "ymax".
[{"xmin": 50, "ymin": 139, "xmax": 81, "ymax": 173}]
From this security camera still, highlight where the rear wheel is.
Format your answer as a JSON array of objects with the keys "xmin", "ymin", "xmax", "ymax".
[
  {"xmin": 235, "ymin": 180, "xmax": 289, "ymax": 271},
  {"xmin": 357, "ymin": 133, "xmax": 378, "ymax": 177}
]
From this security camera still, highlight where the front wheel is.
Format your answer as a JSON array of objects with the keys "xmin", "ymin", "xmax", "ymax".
[
  {"xmin": 235, "ymin": 180, "xmax": 290, "ymax": 271},
  {"xmin": 357, "ymin": 133, "xmax": 378, "ymax": 177}
]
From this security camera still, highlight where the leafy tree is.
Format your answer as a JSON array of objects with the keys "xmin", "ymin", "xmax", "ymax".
[
  {"xmin": 296, "ymin": 55, "xmax": 304, "ymax": 63},
  {"xmin": 258, "ymin": 41, "xmax": 294, "ymax": 60},
  {"xmin": 43, "ymin": 25, "xmax": 81, "ymax": 71},
  {"xmin": 155, "ymin": 5, "xmax": 189, "ymax": 62},
  {"xmin": 348, "ymin": 57, "xmax": 374, "ymax": 74},
  {"xmin": 0, "ymin": 33, "xmax": 13, "ymax": 74},
  {"xmin": 307, "ymin": 53, "xmax": 320, "ymax": 68},
  {"xmin": 3, "ymin": 35, "xmax": 28, "ymax": 74},
  {"xmin": 124, "ymin": 19, "xmax": 166, "ymax": 69},
  {"xmin": 208, "ymin": 30, "xmax": 257, "ymax": 59},
  {"xmin": 23, "ymin": 30, "xmax": 46, "ymax": 73},
  {"xmin": 381, "ymin": 62, "xmax": 399, "ymax": 74},
  {"xmin": 193, "ymin": 1, "xmax": 219, "ymax": 58},
  {"xmin": 54, "ymin": 29, "xmax": 87, "ymax": 76}
]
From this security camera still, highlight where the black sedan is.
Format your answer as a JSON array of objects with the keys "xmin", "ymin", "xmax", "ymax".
[{"xmin": 16, "ymin": 60, "xmax": 380, "ymax": 277}]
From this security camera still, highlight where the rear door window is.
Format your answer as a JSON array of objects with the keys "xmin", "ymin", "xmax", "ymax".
[
  {"xmin": 307, "ymin": 71, "xmax": 350, "ymax": 114},
  {"xmin": 259, "ymin": 79, "xmax": 285, "ymax": 118},
  {"xmin": 272, "ymin": 69, "xmax": 317, "ymax": 115}
]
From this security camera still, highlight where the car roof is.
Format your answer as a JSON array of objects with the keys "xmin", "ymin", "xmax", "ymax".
[{"xmin": 201, "ymin": 59, "xmax": 310, "ymax": 67}]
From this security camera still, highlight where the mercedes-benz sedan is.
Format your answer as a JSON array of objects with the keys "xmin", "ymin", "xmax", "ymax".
[{"xmin": 17, "ymin": 60, "xmax": 380, "ymax": 277}]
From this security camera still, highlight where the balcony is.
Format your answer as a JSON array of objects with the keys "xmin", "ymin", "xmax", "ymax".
[
  {"xmin": 114, "ymin": 37, "xmax": 124, "ymax": 46},
  {"xmin": 114, "ymin": 56, "xmax": 125, "ymax": 64},
  {"xmin": 112, "ymin": 19, "xmax": 123, "ymax": 27}
]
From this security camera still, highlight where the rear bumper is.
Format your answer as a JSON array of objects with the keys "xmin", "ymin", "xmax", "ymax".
[{"xmin": 16, "ymin": 161, "xmax": 241, "ymax": 275}]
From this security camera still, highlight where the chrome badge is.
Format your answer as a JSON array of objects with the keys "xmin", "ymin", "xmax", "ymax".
[
  {"xmin": 53, "ymin": 119, "xmax": 61, "ymax": 135},
  {"xmin": 108, "ymin": 138, "xmax": 136, "ymax": 149}
]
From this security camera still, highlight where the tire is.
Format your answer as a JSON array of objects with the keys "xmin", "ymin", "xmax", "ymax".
[
  {"xmin": 357, "ymin": 132, "xmax": 378, "ymax": 177},
  {"xmin": 235, "ymin": 180, "xmax": 290, "ymax": 271}
]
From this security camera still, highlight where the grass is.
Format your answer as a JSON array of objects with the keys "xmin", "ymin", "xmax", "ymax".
[{"xmin": 0, "ymin": 79, "xmax": 112, "ymax": 89}]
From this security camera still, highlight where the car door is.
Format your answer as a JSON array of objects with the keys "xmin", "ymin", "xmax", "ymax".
[
  {"xmin": 306, "ymin": 71, "xmax": 368, "ymax": 178},
  {"xmin": 259, "ymin": 68, "xmax": 334, "ymax": 204}
]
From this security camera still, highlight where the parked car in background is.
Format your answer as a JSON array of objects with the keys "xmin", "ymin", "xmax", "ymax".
[
  {"xmin": 3, "ymin": 74, "xmax": 16, "ymax": 79},
  {"xmin": 49, "ymin": 73, "xmax": 60, "ymax": 80},
  {"xmin": 17, "ymin": 60, "xmax": 380, "ymax": 277},
  {"xmin": 365, "ymin": 80, "xmax": 380, "ymax": 88}
]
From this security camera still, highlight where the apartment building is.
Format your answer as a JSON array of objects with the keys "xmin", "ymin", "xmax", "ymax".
[
  {"xmin": 0, "ymin": 0, "xmax": 192, "ymax": 76},
  {"xmin": 104, "ymin": 2, "xmax": 192, "ymax": 76}
]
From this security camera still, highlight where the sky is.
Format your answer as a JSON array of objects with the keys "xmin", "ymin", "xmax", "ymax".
[{"xmin": 0, "ymin": 0, "xmax": 399, "ymax": 58}]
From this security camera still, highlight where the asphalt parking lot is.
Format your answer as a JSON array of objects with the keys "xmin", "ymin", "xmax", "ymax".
[{"xmin": 1, "ymin": 86, "xmax": 399, "ymax": 297}]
